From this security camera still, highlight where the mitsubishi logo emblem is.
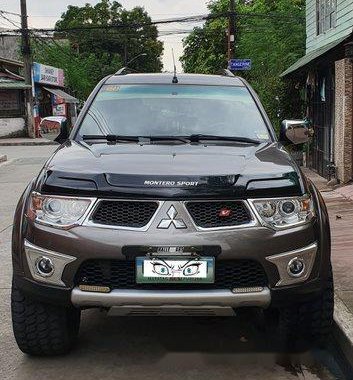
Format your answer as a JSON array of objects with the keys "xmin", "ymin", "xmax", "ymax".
[{"xmin": 158, "ymin": 205, "xmax": 187, "ymax": 229}]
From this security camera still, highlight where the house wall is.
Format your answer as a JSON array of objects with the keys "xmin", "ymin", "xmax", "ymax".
[
  {"xmin": 307, "ymin": 0, "xmax": 353, "ymax": 53},
  {"xmin": 334, "ymin": 58, "xmax": 353, "ymax": 183},
  {"xmin": 0, "ymin": 35, "xmax": 21, "ymax": 61},
  {"xmin": 0, "ymin": 118, "xmax": 26, "ymax": 137},
  {"xmin": 0, "ymin": 89, "xmax": 27, "ymax": 137}
]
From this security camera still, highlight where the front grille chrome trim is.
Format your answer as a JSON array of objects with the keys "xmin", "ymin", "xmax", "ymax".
[
  {"xmin": 183, "ymin": 200, "xmax": 259, "ymax": 231},
  {"xmin": 82, "ymin": 199, "xmax": 163, "ymax": 232},
  {"xmin": 83, "ymin": 199, "xmax": 259, "ymax": 232}
]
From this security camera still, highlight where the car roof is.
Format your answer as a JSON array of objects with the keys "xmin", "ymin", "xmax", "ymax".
[{"xmin": 105, "ymin": 73, "xmax": 246, "ymax": 87}]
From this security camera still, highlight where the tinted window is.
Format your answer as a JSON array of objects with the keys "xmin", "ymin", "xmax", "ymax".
[{"xmin": 78, "ymin": 85, "xmax": 270, "ymax": 140}]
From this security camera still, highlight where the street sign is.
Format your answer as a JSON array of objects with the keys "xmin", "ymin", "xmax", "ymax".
[{"xmin": 228, "ymin": 59, "xmax": 252, "ymax": 71}]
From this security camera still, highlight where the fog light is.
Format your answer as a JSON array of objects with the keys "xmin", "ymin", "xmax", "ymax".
[
  {"xmin": 287, "ymin": 257, "xmax": 305, "ymax": 277},
  {"xmin": 36, "ymin": 257, "xmax": 54, "ymax": 277}
]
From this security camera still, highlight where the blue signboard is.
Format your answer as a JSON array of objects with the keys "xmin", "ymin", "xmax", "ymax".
[
  {"xmin": 32, "ymin": 62, "xmax": 65, "ymax": 87},
  {"xmin": 228, "ymin": 59, "xmax": 252, "ymax": 71}
]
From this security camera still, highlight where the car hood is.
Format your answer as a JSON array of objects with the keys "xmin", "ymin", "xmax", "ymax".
[{"xmin": 37, "ymin": 141, "xmax": 306, "ymax": 198}]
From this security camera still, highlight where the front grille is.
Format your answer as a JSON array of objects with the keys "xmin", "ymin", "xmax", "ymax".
[
  {"xmin": 75, "ymin": 259, "xmax": 268, "ymax": 290},
  {"xmin": 186, "ymin": 201, "xmax": 252, "ymax": 228},
  {"xmin": 91, "ymin": 201, "xmax": 159, "ymax": 228}
]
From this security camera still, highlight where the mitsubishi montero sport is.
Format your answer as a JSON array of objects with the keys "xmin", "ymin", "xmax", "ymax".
[{"xmin": 11, "ymin": 71, "xmax": 333, "ymax": 356}]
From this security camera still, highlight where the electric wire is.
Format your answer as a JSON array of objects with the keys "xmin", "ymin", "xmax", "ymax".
[
  {"xmin": 0, "ymin": 11, "xmax": 21, "ymax": 29},
  {"xmin": 0, "ymin": 10, "xmax": 304, "ymax": 35}
]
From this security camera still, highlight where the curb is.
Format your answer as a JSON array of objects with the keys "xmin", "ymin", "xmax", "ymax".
[
  {"xmin": 0, "ymin": 141, "xmax": 56, "ymax": 146},
  {"xmin": 0, "ymin": 154, "xmax": 7, "ymax": 163},
  {"xmin": 333, "ymin": 294, "xmax": 353, "ymax": 367}
]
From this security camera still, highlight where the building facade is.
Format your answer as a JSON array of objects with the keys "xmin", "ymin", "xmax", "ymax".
[
  {"xmin": 31, "ymin": 62, "xmax": 78, "ymax": 135},
  {"xmin": 0, "ymin": 58, "xmax": 78, "ymax": 138},
  {"xmin": 0, "ymin": 57, "xmax": 30, "ymax": 137},
  {"xmin": 282, "ymin": 0, "xmax": 353, "ymax": 183},
  {"xmin": 0, "ymin": 32, "xmax": 20, "ymax": 62}
]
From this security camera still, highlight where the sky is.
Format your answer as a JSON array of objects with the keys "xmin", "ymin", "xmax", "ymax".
[{"xmin": 2, "ymin": 0, "xmax": 210, "ymax": 71}]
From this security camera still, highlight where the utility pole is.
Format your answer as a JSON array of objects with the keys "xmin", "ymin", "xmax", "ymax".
[
  {"xmin": 228, "ymin": 0, "xmax": 236, "ymax": 61},
  {"xmin": 20, "ymin": 0, "xmax": 35, "ymax": 138}
]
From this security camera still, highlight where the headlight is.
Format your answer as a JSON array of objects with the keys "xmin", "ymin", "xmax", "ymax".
[
  {"xmin": 28, "ymin": 192, "xmax": 95, "ymax": 229},
  {"xmin": 250, "ymin": 196, "xmax": 314, "ymax": 230}
]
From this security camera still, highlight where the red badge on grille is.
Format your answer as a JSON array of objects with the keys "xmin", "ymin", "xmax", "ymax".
[{"xmin": 219, "ymin": 208, "xmax": 232, "ymax": 218}]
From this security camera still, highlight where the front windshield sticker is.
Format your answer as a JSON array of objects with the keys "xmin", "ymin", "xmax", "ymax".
[
  {"xmin": 102, "ymin": 85, "xmax": 120, "ymax": 92},
  {"xmin": 256, "ymin": 132, "xmax": 270, "ymax": 140}
]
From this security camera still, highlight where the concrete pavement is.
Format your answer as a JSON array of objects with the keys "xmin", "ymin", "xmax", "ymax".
[
  {"xmin": 0, "ymin": 138, "xmax": 56, "ymax": 146},
  {"xmin": 301, "ymin": 167, "xmax": 353, "ymax": 365},
  {"xmin": 0, "ymin": 146, "xmax": 351, "ymax": 380},
  {"xmin": 321, "ymin": 182, "xmax": 353, "ymax": 362}
]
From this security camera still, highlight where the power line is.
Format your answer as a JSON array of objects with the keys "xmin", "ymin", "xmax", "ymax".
[
  {"xmin": 0, "ymin": 11, "xmax": 21, "ymax": 28},
  {"xmin": 0, "ymin": 21, "xmax": 305, "ymax": 39},
  {"xmin": 0, "ymin": 9, "xmax": 21, "ymax": 17},
  {"xmin": 0, "ymin": 10, "xmax": 304, "ymax": 35}
]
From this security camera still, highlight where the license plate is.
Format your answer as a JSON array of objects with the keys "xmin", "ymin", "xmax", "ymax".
[{"xmin": 136, "ymin": 256, "xmax": 215, "ymax": 284}]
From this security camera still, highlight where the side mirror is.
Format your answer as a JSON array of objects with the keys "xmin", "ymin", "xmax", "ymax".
[
  {"xmin": 40, "ymin": 116, "xmax": 69, "ymax": 144},
  {"xmin": 280, "ymin": 120, "xmax": 312, "ymax": 145}
]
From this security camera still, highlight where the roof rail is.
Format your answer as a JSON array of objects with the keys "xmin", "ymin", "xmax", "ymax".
[
  {"xmin": 115, "ymin": 67, "xmax": 130, "ymax": 76},
  {"xmin": 217, "ymin": 69, "xmax": 235, "ymax": 77},
  {"xmin": 115, "ymin": 54, "xmax": 147, "ymax": 75},
  {"xmin": 114, "ymin": 67, "xmax": 139, "ymax": 76}
]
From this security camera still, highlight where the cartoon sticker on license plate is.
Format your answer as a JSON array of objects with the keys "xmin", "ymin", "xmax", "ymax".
[{"xmin": 144, "ymin": 258, "xmax": 208, "ymax": 279}]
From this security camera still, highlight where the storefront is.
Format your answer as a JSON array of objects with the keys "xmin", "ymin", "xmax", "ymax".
[{"xmin": 32, "ymin": 62, "xmax": 78, "ymax": 135}]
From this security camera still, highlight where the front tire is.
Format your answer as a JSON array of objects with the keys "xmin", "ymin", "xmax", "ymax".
[
  {"xmin": 11, "ymin": 281, "xmax": 81, "ymax": 356},
  {"xmin": 278, "ymin": 267, "xmax": 334, "ymax": 350}
]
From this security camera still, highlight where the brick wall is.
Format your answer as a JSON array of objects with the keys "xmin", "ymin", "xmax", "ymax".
[{"xmin": 335, "ymin": 58, "xmax": 353, "ymax": 183}]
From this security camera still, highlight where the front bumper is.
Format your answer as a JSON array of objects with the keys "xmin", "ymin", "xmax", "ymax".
[
  {"xmin": 19, "ymin": 238, "xmax": 322, "ymax": 311},
  {"xmin": 21, "ymin": 216, "xmax": 319, "ymax": 289},
  {"xmin": 13, "ymin": 273, "xmax": 325, "ymax": 310},
  {"xmin": 71, "ymin": 286, "xmax": 271, "ymax": 316},
  {"xmin": 24, "ymin": 238, "xmax": 318, "ymax": 289},
  {"xmin": 71, "ymin": 287, "xmax": 271, "ymax": 308}
]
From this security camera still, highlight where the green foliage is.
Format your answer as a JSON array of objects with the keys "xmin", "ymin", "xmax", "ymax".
[
  {"xmin": 33, "ymin": 40, "xmax": 122, "ymax": 101},
  {"xmin": 181, "ymin": 0, "xmax": 306, "ymax": 130},
  {"xmin": 33, "ymin": 0, "xmax": 163, "ymax": 100}
]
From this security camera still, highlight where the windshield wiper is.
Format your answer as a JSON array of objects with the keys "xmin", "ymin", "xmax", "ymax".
[
  {"xmin": 82, "ymin": 135, "xmax": 190, "ymax": 144},
  {"xmin": 146, "ymin": 136, "xmax": 190, "ymax": 143},
  {"xmin": 82, "ymin": 134, "xmax": 262, "ymax": 145},
  {"xmin": 82, "ymin": 135, "xmax": 140, "ymax": 143},
  {"xmin": 188, "ymin": 134, "xmax": 261, "ymax": 145}
]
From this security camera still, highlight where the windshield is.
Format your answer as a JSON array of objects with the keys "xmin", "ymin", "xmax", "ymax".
[{"xmin": 77, "ymin": 84, "xmax": 271, "ymax": 141}]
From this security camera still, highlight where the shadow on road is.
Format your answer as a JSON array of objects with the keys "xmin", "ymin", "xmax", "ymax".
[{"xmin": 15, "ymin": 308, "xmax": 350, "ymax": 380}]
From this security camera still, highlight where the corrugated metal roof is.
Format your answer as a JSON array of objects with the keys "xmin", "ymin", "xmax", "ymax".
[
  {"xmin": 0, "ymin": 56, "xmax": 24, "ymax": 67},
  {"xmin": 0, "ymin": 79, "xmax": 30, "ymax": 89},
  {"xmin": 43, "ymin": 87, "xmax": 79, "ymax": 103},
  {"xmin": 281, "ymin": 34, "xmax": 351, "ymax": 77}
]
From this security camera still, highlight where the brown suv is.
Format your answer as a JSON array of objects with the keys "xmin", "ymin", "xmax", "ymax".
[{"xmin": 11, "ymin": 72, "xmax": 333, "ymax": 356}]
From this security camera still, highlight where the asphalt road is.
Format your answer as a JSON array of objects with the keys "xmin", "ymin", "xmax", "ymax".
[{"xmin": 0, "ymin": 145, "xmax": 350, "ymax": 380}]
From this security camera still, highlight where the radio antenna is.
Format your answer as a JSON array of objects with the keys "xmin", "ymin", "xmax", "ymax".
[{"xmin": 172, "ymin": 49, "xmax": 178, "ymax": 84}]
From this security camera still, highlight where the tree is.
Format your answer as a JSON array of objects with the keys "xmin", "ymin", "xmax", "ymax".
[
  {"xmin": 33, "ymin": 40, "xmax": 122, "ymax": 101},
  {"xmin": 55, "ymin": 1, "xmax": 163, "ymax": 73},
  {"xmin": 181, "ymin": 0, "xmax": 306, "ymax": 130},
  {"xmin": 33, "ymin": 0, "xmax": 163, "ymax": 100}
]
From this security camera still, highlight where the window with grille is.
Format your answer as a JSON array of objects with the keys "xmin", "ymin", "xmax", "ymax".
[
  {"xmin": 317, "ymin": 0, "xmax": 337, "ymax": 35},
  {"xmin": 0, "ymin": 90, "xmax": 24, "ymax": 117}
]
